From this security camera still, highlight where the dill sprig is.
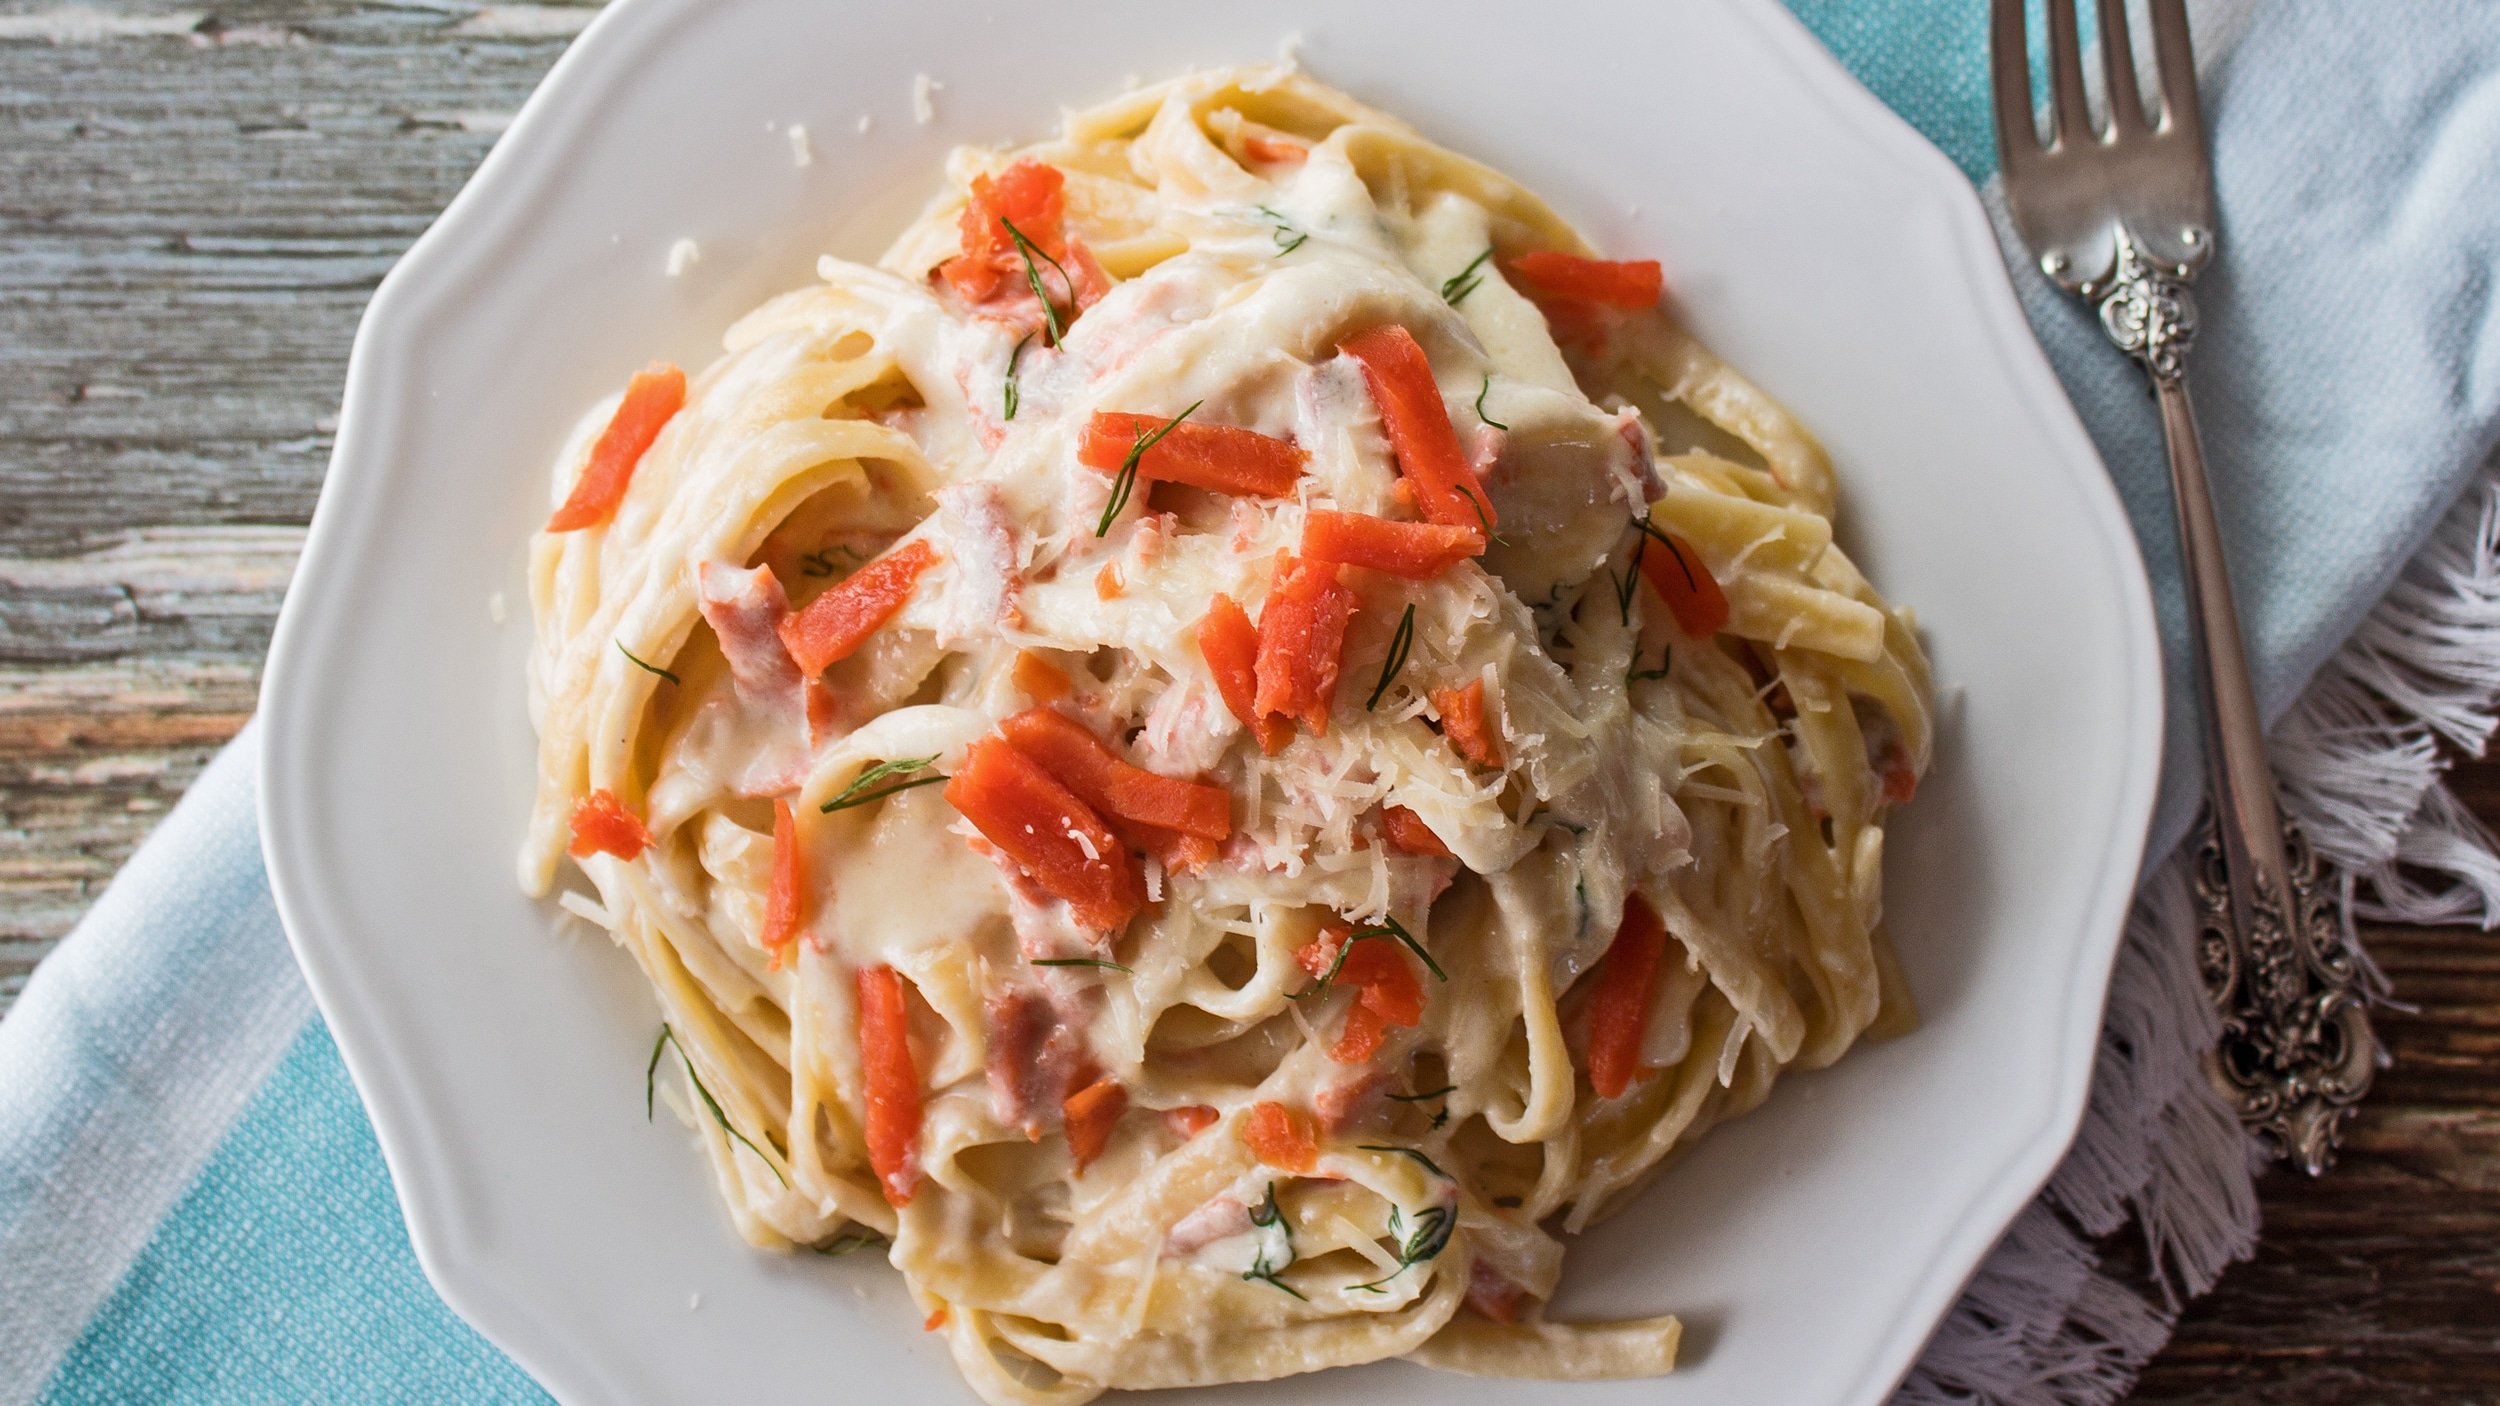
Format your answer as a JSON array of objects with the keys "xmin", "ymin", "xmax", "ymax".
[
  {"xmin": 1387, "ymin": 1084, "xmax": 1457, "ymax": 1103},
  {"xmin": 1387, "ymin": 1086, "xmax": 1458, "ymax": 1133},
  {"xmin": 646, "ymin": 1023, "xmax": 787, "ymax": 1187},
  {"xmin": 1350, "ymin": 1201, "xmax": 1456, "ymax": 1293},
  {"xmin": 1361, "ymin": 914, "xmax": 1448, "ymax": 982},
  {"xmin": 1095, "ymin": 400, "xmax": 1201, "ymax": 538},
  {"xmin": 1296, "ymin": 914, "xmax": 1448, "ymax": 995},
  {"xmin": 1358, "ymin": 1143, "xmax": 1451, "ymax": 1180},
  {"xmin": 1611, "ymin": 526, "xmax": 1650, "ymax": 627},
  {"xmin": 1002, "ymin": 332, "xmax": 1032, "ymax": 421},
  {"xmin": 1627, "ymin": 647, "xmax": 1671, "ymax": 685},
  {"xmin": 1475, "ymin": 375, "xmax": 1508, "ymax": 431},
  {"xmin": 1253, "ymin": 205, "xmax": 1310, "ymax": 256},
  {"xmin": 1440, "ymin": 247, "xmax": 1494, "ymax": 305},
  {"xmin": 812, "ymin": 1230, "xmax": 890, "ymax": 1257},
  {"xmin": 1243, "ymin": 1181, "xmax": 1306, "ymax": 1300},
  {"xmin": 616, "ymin": 641, "xmax": 679, "ymax": 685},
  {"xmin": 1631, "ymin": 515, "xmax": 1701, "ymax": 591},
  {"xmin": 821, "ymin": 756, "xmax": 946, "ymax": 814},
  {"xmin": 1000, "ymin": 217, "xmax": 1072, "ymax": 347},
  {"xmin": 1460, "ymin": 484, "xmax": 1507, "ymax": 547},
  {"xmin": 1032, "ymin": 957, "xmax": 1132, "ymax": 972},
  {"xmin": 800, "ymin": 544, "xmax": 864, "ymax": 578},
  {"xmin": 1365, "ymin": 603, "xmax": 1417, "ymax": 710}
]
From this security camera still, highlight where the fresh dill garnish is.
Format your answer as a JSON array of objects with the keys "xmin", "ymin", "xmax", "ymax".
[
  {"xmin": 1245, "ymin": 1265, "xmax": 1305, "ymax": 1302},
  {"xmin": 1295, "ymin": 914, "xmax": 1449, "ymax": 997},
  {"xmin": 1252, "ymin": 205, "xmax": 1310, "ymax": 256},
  {"xmin": 1095, "ymin": 400, "xmax": 1201, "ymax": 537},
  {"xmin": 1032, "ymin": 957, "xmax": 1133, "ymax": 972},
  {"xmin": 646, "ymin": 1024, "xmax": 787, "ymax": 1187},
  {"xmin": 1002, "ymin": 332, "xmax": 1032, "ymax": 421},
  {"xmin": 1440, "ymin": 247, "xmax": 1494, "ymax": 305},
  {"xmin": 1474, "ymin": 375, "xmax": 1508, "ymax": 431},
  {"xmin": 820, "ymin": 756, "xmax": 946, "ymax": 814},
  {"xmin": 616, "ymin": 641, "xmax": 680, "ymax": 685},
  {"xmin": 1298, "ymin": 927, "xmax": 1368, "ymax": 991},
  {"xmin": 1350, "ymin": 1201, "xmax": 1456, "ymax": 1292},
  {"xmin": 1630, "ymin": 516, "xmax": 1700, "ymax": 591},
  {"xmin": 812, "ymin": 1230, "xmax": 890, "ymax": 1257},
  {"xmin": 1612, "ymin": 526, "xmax": 1651, "ymax": 626},
  {"xmin": 644, "ymin": 1027, "xmax": 665, "ymax": 1120},
  {"xmin": 1404, "ymin": 1086, "xmax": 1454, "ymax": 1128},
  {"xmin": 1627, "ymin": 647, "xmax": 1671, "ymax": 685},
  {"xmin": 1365, "ymin": 915, "xmax": 1448, "ymax": 981},
  {"xmin": 1358, "ymin": 1144, "xmax": 1451, "ymax": 1179},
  {"xmin": 1460, "ymin": 484, "xmax": 1507, "ymax": 547},
  {"xmin": 1000, "ymin": 217, "xmax": 1072, "ymax": 347},
  {"xmin": 801, "ymin": 545, "xmax": 864, "ymax": 578},
  {"xmin": 1242, "ymin": 1182, "xmax": 1306, "ymax": 1300},
  {"xmin": 1365, "ymin": 603, "xmax": 1417, "ymax": 710}
]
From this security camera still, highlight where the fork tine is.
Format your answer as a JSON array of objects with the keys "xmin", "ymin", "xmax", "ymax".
[
  {"xmin": 2096, "ymin": 0, "xmax": 2148, "ymax": 135},
  {"xmin": 1987, "ymin": 0, "xmax": 2041, "ymax": 164},
  {"xmin": 2147, "ymin": 0, "xmax": 2204, "ymax": 136},
  {"xmin": 2044, "ymin": 0, "xmax": 2095, "ymax": 149}
]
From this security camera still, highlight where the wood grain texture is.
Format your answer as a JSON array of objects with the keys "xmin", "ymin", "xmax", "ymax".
[
  {"xmin": 1, "ymin": 4, "xmax": 2496, "ymax": 1397},
  {"xmin": 2135, "ymin": 906, "xmax": 2500, "ymax": 1401},
  {"xmin": 0, "ymin": 0, "xmax": 577, "ymax": 1006}
]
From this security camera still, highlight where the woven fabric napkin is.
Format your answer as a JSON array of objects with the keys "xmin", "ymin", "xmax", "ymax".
[{"xmin": 8, "ymin": 2, "xmax": 2500, "ymax": 1401}]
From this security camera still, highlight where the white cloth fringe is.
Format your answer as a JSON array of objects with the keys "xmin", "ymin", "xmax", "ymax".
[{"xmin": 1895, "ymin": 467, "xmax": 2500, "ymax": 1405}]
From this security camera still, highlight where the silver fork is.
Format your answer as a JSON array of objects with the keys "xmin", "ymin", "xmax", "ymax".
[{"xmin": 1991, "ymin": 0, "xmax": 2380, "ymax": 1175}]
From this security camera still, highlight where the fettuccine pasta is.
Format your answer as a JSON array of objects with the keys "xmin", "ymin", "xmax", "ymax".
[{"xmin": 521, "ymin": 65, "xmax": 1932, "ymax": 1404}]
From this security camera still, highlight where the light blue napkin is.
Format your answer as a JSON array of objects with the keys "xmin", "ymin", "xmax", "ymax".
[{"xmin": 7, "ymin": 2, "xmax": 2500, "ymax": 1400}]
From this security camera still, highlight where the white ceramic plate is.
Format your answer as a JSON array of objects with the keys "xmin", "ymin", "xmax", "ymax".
[{"xmin": 258, "ymin": 2, "xmax": 2161, "ymax": 1402}]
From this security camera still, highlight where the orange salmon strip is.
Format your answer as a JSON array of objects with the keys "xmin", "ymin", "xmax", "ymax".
[
  {"xmin": 567, "ymin": 788, "xmax": 652, "ymax": 859},
  {"xmin": 779, "ymin": 540, "xmax": 938, "ymax": 675},
  {"xmin": 856, "ymin": 963, "xmax": 924, "ymax": 1205},
  {"xmin": 1079, "ymin": 414, "xmax": 1308, "ymax": 498},
  {"xmin": 1302, "ymin": 508, "xmax": 1483, "ymax": 579},
  {"xmin": 1340, "ymin": 325, "xmax": 1496, "ymax": 534},
  {"xmin": 545, "ymin": 363, "xmax": 686, "ymax": 532},
  {"xmin": 945, "ymin": 735, "xmax": 1144, "ymax": 933},
  {"xmin": 1586, "ymin": 897, "xmax": 1669, "ymax": 1099}
]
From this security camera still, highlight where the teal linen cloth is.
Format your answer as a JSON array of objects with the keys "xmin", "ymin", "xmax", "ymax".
[{"xmin": 8, "ymin": 2, "xmax": 2500, "ymax": 1400}]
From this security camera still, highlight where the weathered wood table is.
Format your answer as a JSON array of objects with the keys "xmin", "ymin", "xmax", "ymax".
[{"xmin": 2, "ymin": 5, "xmax": 2493, "ymax": 1398}]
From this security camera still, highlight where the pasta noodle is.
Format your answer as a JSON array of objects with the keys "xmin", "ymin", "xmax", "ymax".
[{"xmin": 520, "ymin": 64, "xmax": 1933, "ymax": 1403}]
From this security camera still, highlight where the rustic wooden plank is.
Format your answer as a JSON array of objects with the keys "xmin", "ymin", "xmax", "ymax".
[
  {"xmin": 0, "ymin": 729, "xmax": 228, "ymax": 1007},
  {"xmin": 2136, "ymin": 913, "xmax": 2500, "ymax": 1402},
  {"xmin": 0, "ymin": 525, "xmax": 293, "ymax": 1001},
  {"xmin": 0, "ymin": 0, "xmax": 577, "ymax": 1002},
  {"xmin": 0, "ymin": 525, "xmax": 299, "ymax": 664},
  {"xmin": 0, "ymin": 5, "xmax": 582, "ymax": 554},
  {"xmin": 0, "ymin": 649, "xmax": 257, "ymax": 1011}
]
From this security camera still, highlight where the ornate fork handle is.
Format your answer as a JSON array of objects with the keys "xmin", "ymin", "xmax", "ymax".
[{"xmin": 2096, "ymin": 229, "xmax": 2382, "ymax": 1174}]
